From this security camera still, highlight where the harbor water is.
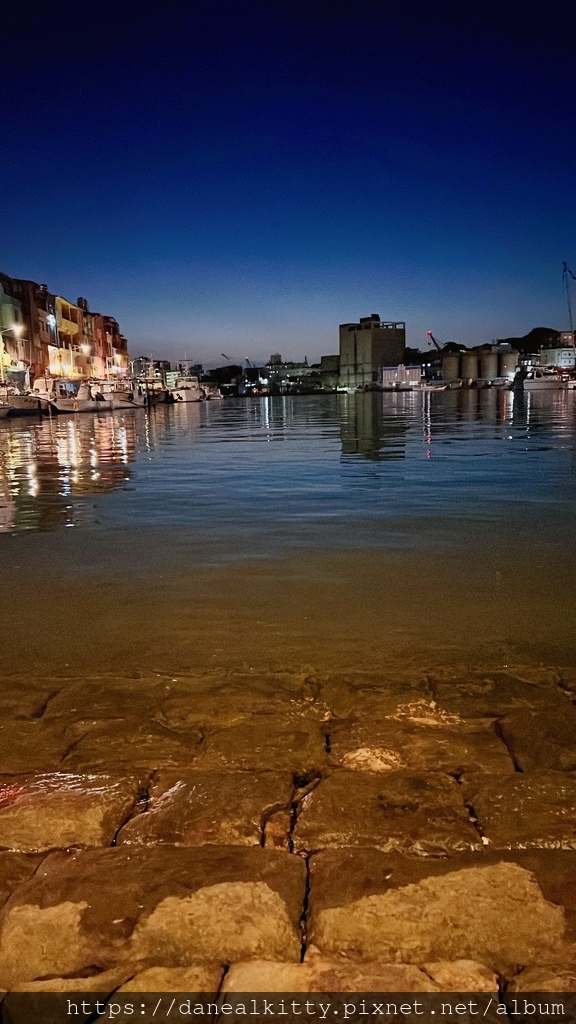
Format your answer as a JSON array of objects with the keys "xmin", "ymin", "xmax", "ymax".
[{"xmin": 1, "ymin": 389, "xmax": 575, "ymax": 676}]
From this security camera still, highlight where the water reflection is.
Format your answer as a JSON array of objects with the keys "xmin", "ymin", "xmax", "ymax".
[
  {"xmin": 0, "ymin": 413, "xmax": 138, "ymax": 532},
  {"xmin": 0, "ymin": 390, "xmax": 575, "ymax": 535}
]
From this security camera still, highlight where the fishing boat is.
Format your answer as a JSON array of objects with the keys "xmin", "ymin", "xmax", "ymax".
[
  {"xmin": 514, "ymin": 369, "xmax": 566, "ymax": 391},
  {"xmin": 50, "ymin": 381, "xmax": 113, "ymax": 413},
  {"xmin": 98, "ymin": 380, "xmax": 148, "ymax": 409},
  {"xmin": 170, "ymin": 376, "xmax": 205, "ymax": 402}
]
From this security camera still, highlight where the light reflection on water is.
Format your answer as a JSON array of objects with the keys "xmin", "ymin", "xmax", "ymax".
[{"xmin": 0, "ymin": 391, "xmax": 575, "ymax": 547}]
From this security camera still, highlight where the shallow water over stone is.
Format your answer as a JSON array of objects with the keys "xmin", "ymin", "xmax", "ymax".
[{"xmin": 2, "ymin": 392, "xmax": 576, "ymax": 994}]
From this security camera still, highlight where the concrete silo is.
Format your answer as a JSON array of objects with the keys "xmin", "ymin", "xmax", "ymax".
[{"xmin": 441, "ymin": 353, "xmax": 461, "ymax": 380}]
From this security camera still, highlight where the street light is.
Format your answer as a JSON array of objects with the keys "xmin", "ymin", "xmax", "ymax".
[{"xmin": 0, "ymin": 324, "xmax": 24, "ymax": 384}]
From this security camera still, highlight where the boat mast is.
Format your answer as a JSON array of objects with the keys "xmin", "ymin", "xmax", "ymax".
[{"xmin": 562, "ymin": 262, "xmax": 576, "ymax": 333}]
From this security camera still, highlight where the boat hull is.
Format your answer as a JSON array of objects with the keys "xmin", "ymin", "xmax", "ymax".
[
  {"xmin": 7, "ymin": 395, "xmax": 44, "ymax": 415},
  {"xmin": 110, "ymin": 394, "xmax": 147, "ymax": 409},
  {"xmin": 50, "ymin": 399, "xmax": 113, "ymax": 413},
  {"xmin": 171, "ymin": 389, "xmax": 205, "ymax": 403}
]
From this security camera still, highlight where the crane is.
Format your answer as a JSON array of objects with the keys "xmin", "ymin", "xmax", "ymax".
[{"xmin": 426, "ymin": 331, "xmax": 443, "ymax": 352}]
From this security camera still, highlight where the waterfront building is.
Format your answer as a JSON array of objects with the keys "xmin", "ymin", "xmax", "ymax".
[
  {"xmin": 339, "ymin": 314, "xmax": 406, "ymax": 389},
  {"xmin": 0, "ymin": 272, "xmax": 27, "ymax": 384},
  {"xmin": 1, "ymin": 269, "xmax": 129, "ymax": 382},
  {"xmin": 540, "ymin": 333, "xmax": 575, "ymax": 369}
]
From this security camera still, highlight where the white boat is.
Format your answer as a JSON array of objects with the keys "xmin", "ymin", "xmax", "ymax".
[
  {"xmin": 98, "ymin": 381, "xmax": 148, "ymax": 409},
  {"xmin": 170, "ymin": 376, "xmax": 205, "ymax": 403},
  {"xmin": 202, "ymin": 383, "xmax": 224, "ymax": 400},
  {"xmin": 515, "ymin": 370, "xmax": 566, "ymax": 391},
  {"xmin": 50, "ymin": 382, "xmax": 113, "ymax": 413},
  {"xmin": 110, "ymin": 388, "xmax": 147, "ymax": 409},
  {"xmin": 414, "ymin": 382, "xmax": 448, "ymax": 392}
]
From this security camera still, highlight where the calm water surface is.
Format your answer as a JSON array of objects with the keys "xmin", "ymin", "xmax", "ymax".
[
  {"xmin": 0, "ymin": 389, "xmax": 575, "ymax": 552},
  {"xmin": 1, "ymin": 390, "xmax": 576, "ymax": 675}
]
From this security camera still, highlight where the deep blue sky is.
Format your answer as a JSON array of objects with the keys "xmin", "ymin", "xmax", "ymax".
[{"xmin": 2, "ymin": 2, "xmax": 575, "ymax": 364}]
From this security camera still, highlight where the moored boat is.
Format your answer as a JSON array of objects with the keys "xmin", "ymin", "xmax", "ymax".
[
  {"xmin": 170, "ymin": 376, "xmax": 205, "ymax": 402},
  {"xmin": 50, "ymin": 382, "xmax": 113, "ymax": 413}
]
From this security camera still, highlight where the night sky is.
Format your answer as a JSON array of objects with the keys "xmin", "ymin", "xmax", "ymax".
[{"xmin": 2, "ymin": 2, "xmax": 575, "ymax": 364}]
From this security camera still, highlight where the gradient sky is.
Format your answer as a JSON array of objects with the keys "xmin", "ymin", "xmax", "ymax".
[{"xmin": 2, "ymin": 2, "xmax": 575, "ymax": 365}]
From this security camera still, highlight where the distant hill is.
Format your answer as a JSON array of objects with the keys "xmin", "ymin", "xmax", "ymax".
[{"xmin": 496, "ymin": 327, "xmax": 559, "ymax": 355}]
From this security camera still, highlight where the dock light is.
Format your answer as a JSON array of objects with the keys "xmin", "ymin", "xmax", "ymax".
[
  {"xmin": 81, "ymin": 344, "xmax": 91, "ymax": 354},
  {"xmin": 10, "ymin": 323, "xmax": 23, "ymax": 335}
]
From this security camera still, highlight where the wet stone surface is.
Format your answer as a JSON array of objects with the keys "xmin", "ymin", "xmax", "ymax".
[
  {"xmin": 327, "ymin": 717, "xmax": 514, "ymax": 774},
  {"xmin": 292, "ymin": 769, "xmax": 482, "ymax": 855},
  {"xmin": 0, "ymin": 846, "xmax": 306, "ymax": 987},
  {"xmin": 0, "ymin": 773, "xmax": 144, "ymax": 852},
  {"xmin": 498, "ymin": 707, "xmax": 576, "ymax": 772},
  {"xmin": 307, "ymin": 848, "xmax": 576, "ymax": 976},
  {"xmin": 1, "ymin": 665, "xmax": 576, "ymax": 992},
  {"xmin": 462, "ymin": 772, "xmax": 576, "ymax": 850},
  {"xmin": 189, "ymin": 718, "xmax": 326, "ymax": 773},
  {"xmin": 118, "ymin": 771, "xmax": 293, "ymax": 847}
]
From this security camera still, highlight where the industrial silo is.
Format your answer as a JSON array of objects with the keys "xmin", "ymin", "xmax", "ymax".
[
  {"xmin": 499, "ymin": 349, "xmax": 519, "ymax": 379},
  {"xmin": 480, "ymin": 351, "xmax": 499, "ymax": 382},
  {"xmin": 441, "ymin": 353, "xmax": 461, "ymax": 380},
  {"xmin": 461, "ymin": 351, "xmax": 479, "ymax": 382}
]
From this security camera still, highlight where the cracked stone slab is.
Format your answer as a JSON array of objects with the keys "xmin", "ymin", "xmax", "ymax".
[
  {"xmin": 292, "ymin": 770, "xmax": 482, "ymax": 855},
  {"xmin": 0, "ymin": 719, "xmax": 75, "ymax": 774},
  {"xmin": 498, "ymin": 708, "xmax": 576, "ymax": 771},
  {"xmin": 462, "ymin": 772, "xmax": 576, "ymax": 851},
  {"xmin": 0, "ymin": 679, "xmax": 61, "ymax": 720},
  {"xmin": 61, "ymin": 719, "xmax": 203, "ymax": 772},
  {"xmin": 308, "ymin": 848, "xmax": 576, "ymax": 975},
  {"xmin": 0, "ymin": 853, "xmax": 42, "ymax": 910},
  {"xmin": 0, "ymin": 846, "xmax": 305, "ymax": 988},
  {"xmin": 0, "ymin": 773, "xmax": 144, "ymax": 852},
  {"xmin": 430, "ymin": 672, "xmax": 573, "ymax": 719},
  {"xmin": 155, "ymin": 673, "xmax": 323, "ymax": 731},
  {"xmin": 118, "ymin": 771, "xmax": 293, "ymax": 847},
  {"xmin": 328, "ymin": 718, "xmax": 514, "ymax": 774},
  {"xmin": 190, "ymin": 718, "xmax": 326, "ymax": 773}
]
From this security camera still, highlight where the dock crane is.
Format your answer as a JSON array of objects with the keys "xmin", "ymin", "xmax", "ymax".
[{"xmin": 426, "ymin": 331, "xmax": 443, "ymax": 352}]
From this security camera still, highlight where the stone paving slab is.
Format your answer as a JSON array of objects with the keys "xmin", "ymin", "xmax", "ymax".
[
  {"xmin": 0, "ymin": 846, "xmax": 306, "ymax": 988},
  {"xmin": 155, "ymin": 672, "xmax": 323, "ymax": 730},
  {"xmin": 0, "ymin": 680, "xmax": 61, "ymax": 721},
  {"xmin": 43, "ymin": 677, "xmax": 176, "ymax": 723},
  {"xmin": 117, "ymin": 964, "xmax": 224, "ymax": 991},
  {"xmin": 189, "ymin": 718, "xmax": 326, "ymax": 774},
  {"xmin": 430, "ymin": 671, "xmax": 573, "ymax": 719},
  {"xmin": 222, "ymin": 957, "xmax": 498, "ymax": 992},
  {"xmin": 312, "ymin": 674, "xmax": 433, "ymax": 721},
  {"xmin": 0, "ymin": 773, "xmax": 144, "ymax": 852},
  {"xmin": 328, "ymin": 718, "xmax": 514, "ymax": 774},
  {"xmin": 507, "ymin": 966, "xmax": 576, "ymax": 991},
  {"xmin": 0, "ymin": 853, "xmax": 41, "ymax": 910},
  {"xmin": 307, "ymin": 848, "xmax": 576, "ymax": 976},
  {"xmin": 118, "ymin": 771, "xmax": 293, "ymax": 847},
  {"xmin": 462, "ymin": 772, "xmax": 576, "ymax": 850},
  {"xmin": 498, "ymin": 708, "xmax": 576, "ymax": 771},
  {"xmin": 292, "ymin": 770, "xmax": 482, "ymax": 855},
  {"xmin": 61, "ymin": 719, "xmax": 204, "ymax": 772},
  {"xmin": 0, "ymin": 720, "xmax": 76, "ymax": 774}
]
